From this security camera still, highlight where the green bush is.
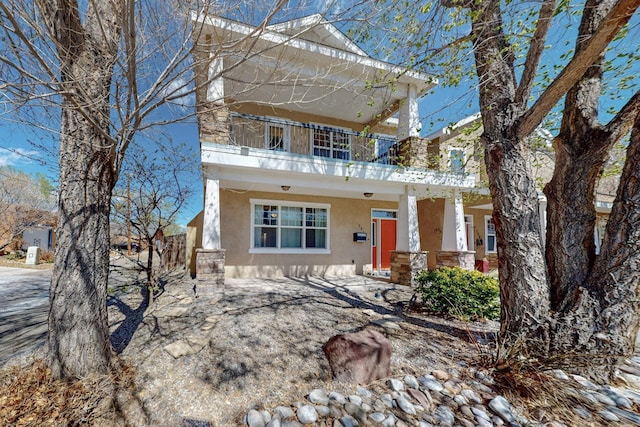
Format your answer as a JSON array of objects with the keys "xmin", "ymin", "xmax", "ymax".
[{"xmin": 414, "ymin": 267, "xmax": 500, "ymax": 321}]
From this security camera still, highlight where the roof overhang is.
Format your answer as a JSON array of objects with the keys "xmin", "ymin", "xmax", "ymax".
[{"xmin": 192, "ymin": 13, "xmax": 436, "ymax": 127}]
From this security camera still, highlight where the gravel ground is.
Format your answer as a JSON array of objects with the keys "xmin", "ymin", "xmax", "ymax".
[{"xmin": 108, "ymin": 270, "xmax": 497, "ymax": 426}]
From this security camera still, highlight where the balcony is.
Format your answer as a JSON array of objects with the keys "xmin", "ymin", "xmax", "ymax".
[{"xmin": 228, "ymin": 113, "xmax": 407, "ymax": 166}]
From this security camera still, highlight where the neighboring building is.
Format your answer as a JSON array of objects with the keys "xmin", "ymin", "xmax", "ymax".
[
  {"xmin": 424, "ymin": 113, "xmax": 616, "ymax": 269},
  {"xmin": 22, "ymin": 226, "xmax": 55, "ymax": 252},
  {"xmin": 187, "ymin": 13, "xmax": 480, "ymax": 285}
]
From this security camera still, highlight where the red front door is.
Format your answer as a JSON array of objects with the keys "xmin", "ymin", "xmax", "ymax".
[
  {"xmin": 380, "ymin": 219, "xmax": 396, "ymax": 269},
  {"xmin": 372, "ymin": 216, "xmax": 397, "ymax": 271}
]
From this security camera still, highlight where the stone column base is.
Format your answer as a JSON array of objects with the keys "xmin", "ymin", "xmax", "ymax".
[
  {"xmin": 196, "ymin": 248, "xmax": 225, "ymax": 290},
  {"xmin": 390, "ymin": 251, "xmax": 427, "ymax": 286},
  {"xmin": 435, "ymin": 251, "xmax": 476, "ymax": 270}
]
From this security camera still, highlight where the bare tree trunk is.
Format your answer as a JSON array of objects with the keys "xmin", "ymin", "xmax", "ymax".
[
  {"xmin": 146, "ymin": 240, "xmax": 155, "ymax": 303},
  {"xmin": 540, "ymin": 0, "xmax": 640, "ymax": 378},
  {"xmin": 455, "ymin": 0, "xmax": 640, "ymax": 377},
  {"xmin": 544, "ymin": 0, "xmax": 614, "ymax": 312},
  {"xmin": 549, "ymin": 118, "xmax": 640, "ymax": 379},
  {"xmin": 469, "ymin": 0, "xmax": 550, "ymax": 357},
  {"xmin": 40, "ymin": 0, "xmax": 121, "ymax": 379}
]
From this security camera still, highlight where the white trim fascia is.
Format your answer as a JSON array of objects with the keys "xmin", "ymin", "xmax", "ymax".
[
  {"xmin": 201, "ymin": 143, "xmax": 476, "ymax": 189},
  {"xmin": 426, "ymin": 112, "xmax": 482, "ymax": 141},
  {"xmin": 250, "ymin": 198, "xmax": 330, "ymax": 209},
  {"xmin": 191, "ymin": 12, "xmax": 436, "ymax": 94},
  {"xmin": 267, "ymin": 14, "xmax": 368, "ymax": 57},
  {"xmin": 469, "ymin": 203, "xmax": 493, "ymax": 210}
]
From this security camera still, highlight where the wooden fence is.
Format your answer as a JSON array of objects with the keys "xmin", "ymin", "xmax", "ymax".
[{"xmin": 161, "ymin": 233, "xmax": 186, "ymax": 272}]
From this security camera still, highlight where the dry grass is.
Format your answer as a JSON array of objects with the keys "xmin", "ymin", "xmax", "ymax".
[
  {"xmin": 493, "ymin": 368, "xmax": 634, "ymax": 426},
  {"xmin": 0, "ymin": 359, "xmax": 138, "ymax": 427}
]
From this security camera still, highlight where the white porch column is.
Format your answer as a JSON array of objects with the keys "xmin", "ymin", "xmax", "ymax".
[
  {"xmin": 441, "ymin": 191, "xmax": 467, "ymax": 251},
  {"xmin": 538, "ymin": 197, "xmax": 547, "ymax": 249},
  {"xmin": 397, "ymin": 188, "xmax": 421, "ymax": 252},
  {"xmin": 202, "ymin": 172, "xmax": 221, "ymax": 250},
  {"xmin": 207, "ymin": 54, "xmax": 224, "ymax": 104},
  {"xmin": 397, "ymin": 84, "xmax": 420, "ymax": 141}
]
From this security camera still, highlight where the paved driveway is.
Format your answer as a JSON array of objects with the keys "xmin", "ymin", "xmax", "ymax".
[{"xmin": 0, "ymin": 266, "xmax": 51, "ymax": 364}]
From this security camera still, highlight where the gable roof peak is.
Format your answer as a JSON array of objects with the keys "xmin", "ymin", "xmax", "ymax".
[{"xmin": 267, "ymin": 14, "xmax": 368, "ymax": 57}]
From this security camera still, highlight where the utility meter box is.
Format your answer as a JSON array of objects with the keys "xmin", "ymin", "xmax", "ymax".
[{"xmin": 26, "ymin": 246, "xmax": 40, "ymax": 265}]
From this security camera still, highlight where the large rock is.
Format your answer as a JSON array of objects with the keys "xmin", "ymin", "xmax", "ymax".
[{"xmin": 322, "ymin": 329, "xmax": 392, "ymax": 384}]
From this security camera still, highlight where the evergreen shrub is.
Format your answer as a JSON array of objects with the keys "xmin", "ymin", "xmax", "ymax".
[{"xmin": 415, "ymin": 266, "xmax": 500, "ymax": 320}]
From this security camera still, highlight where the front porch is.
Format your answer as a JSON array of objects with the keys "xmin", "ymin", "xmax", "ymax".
[{"xmin": 190, "ymin": 147, "xmax": 477, "ymax": 285}]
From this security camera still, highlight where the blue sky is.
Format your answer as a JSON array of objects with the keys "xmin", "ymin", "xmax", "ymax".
[{"xmin": 1, "ymin": 1, "xmax": 637, "ymax": 227}]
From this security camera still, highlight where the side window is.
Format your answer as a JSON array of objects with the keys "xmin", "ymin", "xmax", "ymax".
[
  {"xmin": 312, "ymin": 128, "xmax": 351, "ymax": 160},
  {"xmin": 251, "ymin": 200, "xmax": 329, "ymax": 252},
  {"xmin": 485, "ymin": 216, "xmax": 497, "ymax": 253},
  {"xmin": 449, "ymin": 148, "xmax": 465, "ymax": 174}
]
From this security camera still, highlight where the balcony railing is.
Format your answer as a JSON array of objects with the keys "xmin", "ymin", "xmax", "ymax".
[{"xmin": 228, "ymin": 112, "xmax": 402, "ymax": 165}]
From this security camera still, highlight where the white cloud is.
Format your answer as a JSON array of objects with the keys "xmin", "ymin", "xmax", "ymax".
[
  {"xmin": 0, "ymin": 147, "xmax": 40, "ymax": 167},
  {"xmin": 160, "ymin": 77, "xmax": 194, "ymax": 109}
]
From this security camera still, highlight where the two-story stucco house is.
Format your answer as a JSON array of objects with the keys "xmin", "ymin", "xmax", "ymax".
[{"xmin": 187, "ymin": 12, "xmax": 478, "ymax": 285}]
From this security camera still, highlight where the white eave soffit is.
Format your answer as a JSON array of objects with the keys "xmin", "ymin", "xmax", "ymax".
[{"xmin": 191, "ymin": 11, "xmax": 436, "ymax": 93}]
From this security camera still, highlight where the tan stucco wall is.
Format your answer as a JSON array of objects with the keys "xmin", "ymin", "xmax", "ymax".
[
  {"xmin": 186, "ymin": 211, "xmax": 204, "ymax": 277},
  {"xmin": 417, "ymin": 195, "xmax": 495, "ymax": 270},
  {"xmin": 218, "ymin": 190, "xmax": 398, "ymax": 278},
  {"xmin": 417, "ymin": 198, "xmax": 444, "ymax": 270}
]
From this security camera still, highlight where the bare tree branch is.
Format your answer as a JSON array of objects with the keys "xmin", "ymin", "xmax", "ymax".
[
  {"xmin": 604, "ymin": 88, "xmax": 640, "ymax": 144},
  {"xmin": 517, "ymin": 0, "xmax": 640, "ymax": 139},
  {"xmin": 514, "ymin": 0, "xmax": 557, "ymax": 109}
]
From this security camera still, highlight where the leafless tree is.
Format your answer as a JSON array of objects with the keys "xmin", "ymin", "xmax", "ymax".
[
  {"xmin": 0, "ymin": 0, "xmax": 296, "ymax": 379},
  {"xmin": 432, "ymin": 0, "xmax": 640, "ymax": 378},
  {"xmin": 111, "ymin": 141, "xmax": 197, "ymax": 297}
]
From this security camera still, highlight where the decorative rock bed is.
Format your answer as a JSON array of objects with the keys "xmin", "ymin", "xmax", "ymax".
[{"xmin": 244, "ymin": 362, "xmax": 640, "ymax": 426}]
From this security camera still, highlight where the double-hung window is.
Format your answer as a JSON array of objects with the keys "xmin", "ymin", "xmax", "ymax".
[
  {"xmin": 485, "ymin": 215, "xmax": 497, "ymax": 253},
  {"xmin": 312, "ymin": 128, "xmax": 350, "ymax": 160},
  {"xmin": 251, "ymin": 199, "xmax": 330, "ymax": 253}
]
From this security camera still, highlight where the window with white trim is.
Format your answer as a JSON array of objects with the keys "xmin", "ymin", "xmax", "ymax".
[
  {"xmin": 251, "ymin": 199, "xmax": 330, "ymax": 253},
  {"xmin": 485, "ymin": 215, "xmax": 497, "ymax": 253},
  {"xmin": 465, "ymin": 215, "xmax": 474, "ymax": 251},
  {"xmin": 312, "ymin": 128, "xmax": 350, "ymax": 160},
  {"xmin": 449, "ymin": 148, "xmax": 465, "ymax": 174}
]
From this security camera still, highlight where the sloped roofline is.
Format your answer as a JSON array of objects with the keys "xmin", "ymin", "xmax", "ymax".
[
  {"xmin": 425, "ymin": 112, "xmax": 482, "ymax": 141},
  {"xmin": 266, "ymin": 14, "xmax": 369, "ymax": 57}
]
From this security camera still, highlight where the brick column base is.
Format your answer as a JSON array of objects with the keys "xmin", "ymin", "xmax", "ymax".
[
  {"xmin": 390, "ymin": 251, "xmax": 428, "ymax": 286},
  {"xmin": 435, "ymin": 251, "xmax": 476, "ymax": 270},
  {"xmin": 196, "ymin": 248, "xmax": 225, "ymax": 290}
]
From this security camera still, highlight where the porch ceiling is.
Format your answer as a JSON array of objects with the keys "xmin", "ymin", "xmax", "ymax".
[{"xmin": 195, "ymin": 13, "xmax": 436, "ymax": 127}]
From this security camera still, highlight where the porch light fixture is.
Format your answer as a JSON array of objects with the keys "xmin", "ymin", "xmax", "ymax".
[
  {"xmin": 363, "ymin": 192, "xmax": 373, "ymax": 198},
  {"xmin": 281, "ymin": 185, "xmax": 291, "ymax": 191}
]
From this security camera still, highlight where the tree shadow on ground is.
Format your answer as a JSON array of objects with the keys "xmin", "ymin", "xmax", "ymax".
[
  {"xmin": 108, "ymin": 283, "xmax": 150, "ymax": 353},
  {"xmin": 294, "ymin": 276, "xmax": 497, "ymax": 344},
  {"xmin": 119, "ymin": 275, "xmax": 498, "ymax": 425}
]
